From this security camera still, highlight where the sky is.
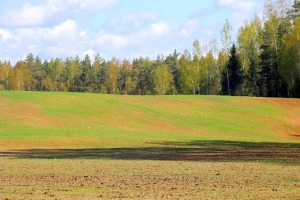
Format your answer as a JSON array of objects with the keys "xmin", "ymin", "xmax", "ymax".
[{"xmin": 0, "ymin": 0, "xmax": 264, "ymax": 63}]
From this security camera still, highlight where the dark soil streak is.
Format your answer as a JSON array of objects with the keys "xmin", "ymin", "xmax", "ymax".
[{"xmin": 1, "ymin": 141, "xmax": 299, "ymax": 164}]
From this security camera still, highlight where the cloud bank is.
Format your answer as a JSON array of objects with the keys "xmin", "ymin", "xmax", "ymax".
[{"xmin": 0, "ymin": 0, "xmax": 264, "ymax": 63}]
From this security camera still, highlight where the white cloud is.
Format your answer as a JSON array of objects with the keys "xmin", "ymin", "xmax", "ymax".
[
  {"xmin": 150, "ymin": 21, "xmax": 170, "ymax": 37},
  {"xmin": 135, "ymin": 21, "xmax": 171, "ymax": 40},
  {"xmin": 0, "ymin": 29, "xmax": 11, "ymax": 41},
  {"xmin": 80, "ymin": 31, "xmax": 87, "ymax": 37},
  {"xmin": 1, "ymin": 0, "xmax": 116, "ymax": 27},
  {"xmin": 217, "ymin": 0, "xmax": 256, "ymax": 12},
  {"xmin": 84, "ymin": 49, "xmax": 96, "ymax": 58},
  {"xmin": 94, "ymin": 31, "xmax": 129, "ymax": 50},
  {"xmin": 0, "ymin": 0, "xmax": 266, "ymax": 64},
  {"xmin": 10, "ymin": 19, "xmax": 80, "ymax": 46},
  {"xmin": 92, "ymin": 19, "xmax": 171, "ymax": 51},
  {"xmin": 0, "ymin": 8, "xmax": 202, "ymax": 63},
  {"xmin": 47, "ymin": 0, "xmax": 116, "ymax": 14},
  {"xmin": 105, "ymin": 11, "xmax": 160, "ymax": 34},
  {"xmin": 2, "ymin": 3, "xmax": 47, "ymax": 27},
  {"xmin": 0, "ymin": 20, "xmax": 88, "ymax": 63},
  {"xmin": 123, "ymin": 11, "xmax": 159, "ymax": 28},
  {"xmin": 47, "ymin": 20, "xmax": 79, "ymax": 39},
  {"xmin": 217, "ymin": 0, "xmax": 235, "ymax": 6},
  {"xmin": 180, "ymin": 19, "xmax": 199, "ymax": 37}
]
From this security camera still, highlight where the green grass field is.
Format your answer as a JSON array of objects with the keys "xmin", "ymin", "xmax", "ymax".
[
  {"xmin": 1, "ymin": 91, "xmax": 299, "ymax": 149},
  {"xmin": 0, "ymin": 91, "xmax": 299, "ymax": 199}
]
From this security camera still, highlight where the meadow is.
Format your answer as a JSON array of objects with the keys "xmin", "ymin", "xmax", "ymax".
[{"xmin": 0, "ymin": 91, "xmax": 299, "ymax": 199}]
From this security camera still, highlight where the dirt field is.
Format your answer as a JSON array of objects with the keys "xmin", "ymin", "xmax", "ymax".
[
  {"xmin": 0, "ymin": 141, "xmax": 299, "ymax": 200},
  {"xmin": 0, "ymin": 158, "xmax": 299, "ymax": 200}
]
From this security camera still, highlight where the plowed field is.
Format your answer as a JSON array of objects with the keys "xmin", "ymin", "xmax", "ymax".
[{"xmin": 0, "ymin": 91, "xmax": 299, "ymax": 199}]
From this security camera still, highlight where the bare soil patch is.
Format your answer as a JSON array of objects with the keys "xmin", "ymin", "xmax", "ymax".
[
  {"xmin": 0, "ymin": 98, "xmax": 68, "ymax": 128},
  {"xmin": 1, "ymin": 141, "xmax": 298, "ymax": 199},
  {"xmin": 0, "ymin": 159, "xmax": 299, "ymax": 200},
  {"xmin": 263, "ymin": 98, "xmax": 300, "ymax": 139}
]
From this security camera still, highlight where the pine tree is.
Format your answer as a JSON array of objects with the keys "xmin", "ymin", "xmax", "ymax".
[
  {"xmin": 79, "ymin": 54, "xmax": 92, "ymax": 92},
  {"xmin": 221, "ymin": 44, "xmax": 243, "ymax": 96},
  {"xmin": 288, "ymin": 0, "xmax": 300, "ymax": 21},
  {"xmin": 165, "ymin": 50, "xmax": 180, "ymax": 94}
]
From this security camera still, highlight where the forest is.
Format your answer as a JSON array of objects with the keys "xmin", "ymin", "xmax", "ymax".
[{"xmin": 0, "ymin": 0, "xmax": 299, "ymax": 97}]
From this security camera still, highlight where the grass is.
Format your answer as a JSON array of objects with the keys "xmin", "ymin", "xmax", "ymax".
[
  {"xmin": 0, "ymin": 91, "xmax": 300, "ymax": 199},
  {"xmin": 1, "ymin": 91, "xmax": 300, "ymax": 149}
]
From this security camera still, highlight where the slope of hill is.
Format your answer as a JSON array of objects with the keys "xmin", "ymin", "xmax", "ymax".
[{"xmin": 0, "ymin": 91, "xmax": 299, "ymax": 150}]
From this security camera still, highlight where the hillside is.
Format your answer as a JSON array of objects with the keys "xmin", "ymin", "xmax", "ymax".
[{"xmin": 0, "ymin": 91, "xmax": 299, "ymax": 150}]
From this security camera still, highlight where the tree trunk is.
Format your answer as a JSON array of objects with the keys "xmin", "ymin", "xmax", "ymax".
[{"xmin": 226, "ymin": 67, "xmax": 230, "ymax": 96}]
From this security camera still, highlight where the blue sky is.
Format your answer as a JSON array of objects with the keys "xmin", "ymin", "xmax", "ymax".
[{"xmin": 0, "ymin": 0, "xmax": 264, "ymax": 63}]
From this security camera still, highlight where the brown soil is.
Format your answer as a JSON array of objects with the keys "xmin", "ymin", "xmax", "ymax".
[
  {"xmin": 1, "ymin": 101, "xmax": 67, "ymax": 128},
  {"xmin": 262, "ymin": 98, "xmax": 300, "ymax": 139},
  {"xmin": 0, "ymin": 141, "xmax": 299, "ymax": 199},
  {"xmin": 0, "ymin": 159, "xmax": 299, "ymax": 200},
  {"xmin": 0, "ymin": 136, "xmax": 100, "ymax": 151}
]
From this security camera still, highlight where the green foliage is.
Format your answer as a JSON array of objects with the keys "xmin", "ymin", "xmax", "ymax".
[
  {"xmin": 66, "ymin": 57, "xmax": 81, "ymax": 92},
  {"xmin": 288, "ymin": 0, "xmax": 300, "ymax": 21},
  {"xmin": 280, "ymin": 19, "xmax": 300, "ymax": 97},
  {"xmin": 202, "ymin": 51, "xmax": 219, "ymax": 95},
  {"xmin": 106, "ymin": 59, "xmax": 120, "ymax": 94},
  {"xmin": 179, "ymin": 50, "xmax": 202, "ymax": 94},
  {"xmin": 132, "ymin": 58, "xmax": 154, "ymax": 95},
  {"xmin": 165, "ymin": 50, "xmax": 180, "ymax": 93},
  {"xmin": 79, "ymin": 55, "xmax": 92, "ymax": 92},
  {"xmin": 152, "ymin": 64, "xmax": 174, "ymax": 95},
  {"xmin": 11, "ymin": 61, "xmax": 31, "ymax": 91},
  {"xmin": 25, "ymin": 54, "xmax": 46, "ymax": 91},
  {"xmin": 220, "ymin": 19, "xmax": 232, "ymax": 54},
  {"xmin": 259, "ymin": 14, "xmax": 288, "ymax": 97},
  {"xmin": 89, "ymin": 53, "xmax": 104, "ymax": 92},
  {"xmin": 0, "ymin": 62, "xmax": 12, "ymax": 90},
  {"xmin": 237, "ymin": 16, "xmax": 262, "ymax": 96}
]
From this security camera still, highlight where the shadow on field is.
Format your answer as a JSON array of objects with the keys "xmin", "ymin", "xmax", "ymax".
[{"xmin": 1, "ymin": 141, "xmax": 299, "ymax": 164}]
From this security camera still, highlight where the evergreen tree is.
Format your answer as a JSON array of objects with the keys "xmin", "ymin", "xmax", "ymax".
[
  {"xmin": 288, "ymin": 0, "xmax": 300, "ymax": 21},
  {"xmin": 132, "ymin": 58, "xmax": 154, "ymax": 95},
  {"xmin": 221, "ymin": 44, "xmax": 243, "ymax": 96},
  {"xmin": 259, "ymin": 15, "xmax": 288, "ymax": 97},
  {"xmin": 165, "ymin": 50, "xmax": 180, "ymax": 94},
  {"xmin": 237, "ymin": 16, "xmax": 263, "ymax": 96},
  {"xmin": 247, "ymin": 47, "xmax": 260, "ymax": 96},
  {"xmin": 90, "ymin": 53, "xmax": 108, "ymax": 93},
  {"xmin": 79, "ymin": 55, "xmax": 92, "ymax": 92},
  {"xmin": 97, "ymin": 60, "xmax": 109, "ymax": 94}
]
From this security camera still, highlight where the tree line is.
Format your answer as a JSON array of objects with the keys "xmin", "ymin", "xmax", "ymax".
[{"xmin": 0, "ymin": 0, "xmax": 299, "ymax": 97}]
